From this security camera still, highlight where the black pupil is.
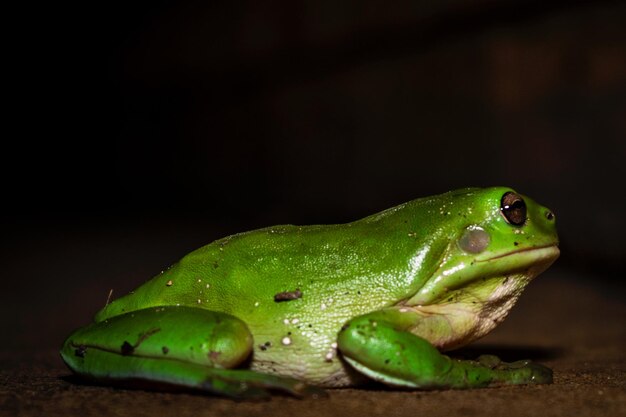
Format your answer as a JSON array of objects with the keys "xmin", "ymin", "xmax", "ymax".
[{"xmin": 501, "ymin": 192, "xmax": 527, "ymax": 226}]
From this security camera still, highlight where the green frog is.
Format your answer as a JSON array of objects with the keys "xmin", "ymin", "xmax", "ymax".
[{"xmin": 61, "ymin": 187, "xmax": 559, "ymax": 398}]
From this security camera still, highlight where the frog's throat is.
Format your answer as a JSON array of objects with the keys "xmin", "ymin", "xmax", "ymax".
[{"xmin": 406, "ymin": 245, "xmax": 559, "ymax": 306}]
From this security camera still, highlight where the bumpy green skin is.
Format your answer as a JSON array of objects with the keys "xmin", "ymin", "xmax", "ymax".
[{"xmin": 61, "ymin": 187, "xmax": 559, "ymax": 397}]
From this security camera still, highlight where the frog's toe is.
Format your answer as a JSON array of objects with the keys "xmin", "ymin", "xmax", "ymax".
[
  {"xmin": 490, "ymin": 360, "xmax": 553, "ymax": 386},
  {"xmin": 477, "ymin": 354, "xmax": 502, "ymax": 368},
  {"xmin": 500, "ymin": 359, "xmax": 531, "ymax": 369},
  {"xmin": 291, "ymin": 382, "xmax": 328, "ymax": 398},
  {"xmin": 526, "ymin": 362, "xmax": 553, "ymax": 384}
]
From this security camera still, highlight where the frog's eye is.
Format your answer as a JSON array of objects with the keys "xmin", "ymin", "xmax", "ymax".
[{"xmin": 500, "ymin": 192, "xmax": 527, "ymax": 226}]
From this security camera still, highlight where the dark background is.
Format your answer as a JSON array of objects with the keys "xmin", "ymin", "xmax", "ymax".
[
  {"xmin": 1, "ymin": 1, "xmax": 624, "ymax": 415},
  {"xmin": 4, "ymin": 0, "xmax": 625, "ymax": 350}
]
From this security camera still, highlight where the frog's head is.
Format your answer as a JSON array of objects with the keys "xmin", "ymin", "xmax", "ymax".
[{"xmin": 407, "ymin": 187, "xmax": 559, "ymax": 307}]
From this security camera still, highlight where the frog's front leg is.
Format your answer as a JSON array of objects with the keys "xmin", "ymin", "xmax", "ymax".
[
  {"xmin": 337, "ymin": 308, "xmax": 552, "ymax": 389},
  {"xmin": 60, "ymin": 306, "xmax": 322, "ymax": 399}
]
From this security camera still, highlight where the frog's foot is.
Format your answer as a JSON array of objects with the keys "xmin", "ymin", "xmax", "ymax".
[
  {"xmin": 60, "ymin": 307, "xmax": 324, "ymax": 399},
  {"xmin": 473, "ymin": 354, "xmax": 553, "ymax": 385},
  {"xmin": 337, "ymin": 308, "xmax": 553, "ymax": 389}
]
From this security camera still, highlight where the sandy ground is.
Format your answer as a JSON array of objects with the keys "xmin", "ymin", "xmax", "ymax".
[{"xmin": 1, "ymin": 227, "xmax": 624, "ymax": 417}]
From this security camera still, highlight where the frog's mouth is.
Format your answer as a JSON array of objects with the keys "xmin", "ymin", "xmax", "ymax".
[
  {"xmin": 406, "ymin": 244, "xmax": 559, "ymax": 306},
  {"xmin": 475, "ymin": 244, "xmax": 559, "ymax": 263}
]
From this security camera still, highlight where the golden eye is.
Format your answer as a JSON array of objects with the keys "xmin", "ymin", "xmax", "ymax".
[{"xmin": 500, "ymin": 192, "xmax": 527, "ymax": 226}]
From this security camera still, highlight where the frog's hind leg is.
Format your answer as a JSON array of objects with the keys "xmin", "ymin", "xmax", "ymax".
[
  {"xmin": 337, "ymin": 308, "xmax": 552, "ymax": 389},
  {"xmin": 60, "ymin": 306, "xmax": 323, "ymax": 399}
]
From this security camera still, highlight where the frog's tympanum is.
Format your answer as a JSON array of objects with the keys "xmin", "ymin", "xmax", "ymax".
[{"xmin": 61, "ymin": 187, "xmax": 559, "ymax": 398}]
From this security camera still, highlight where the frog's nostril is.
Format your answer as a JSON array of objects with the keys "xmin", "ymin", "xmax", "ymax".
[{"xmin": 545, "ymin": 211, "xmax": 555, "ymax": 221}]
